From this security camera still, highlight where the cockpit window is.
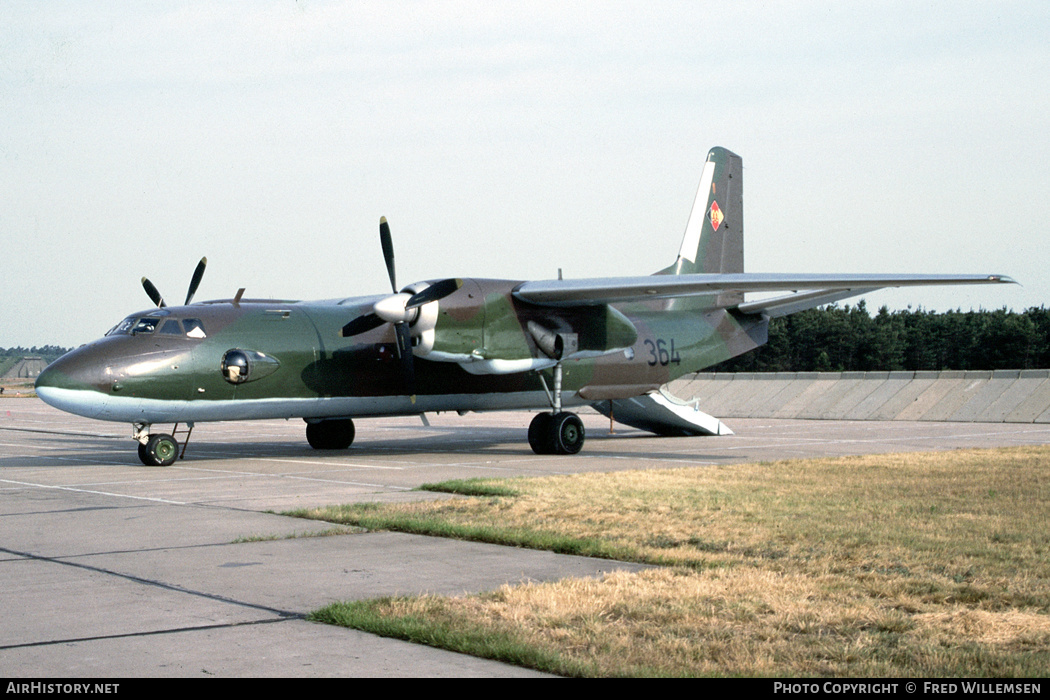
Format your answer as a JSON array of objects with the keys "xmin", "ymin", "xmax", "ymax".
[
  {"xmin": 158, "ymin": 320, "xmax": 183, "ymax": 335},
  {"xmin": 105, "ymin": 316, "xmax": 207, "ymax": 338},
  {"xmin": 106, "ymin": 317, "xmax": 136, "ymax": 336},
  {"xmin": 131, "ymin": 318, "xmax": 159, "ymax": 334}
]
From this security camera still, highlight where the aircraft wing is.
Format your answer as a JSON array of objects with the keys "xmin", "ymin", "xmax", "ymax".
[{"xmin": 513, "ymin": 273, "xmax": 1015, "ymax": 311}]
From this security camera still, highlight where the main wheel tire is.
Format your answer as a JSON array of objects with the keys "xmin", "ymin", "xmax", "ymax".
[
  {"xmin": 529, "ymin": 412, "xmax": 585, "ymax": 455},
  {"xmin": 528, "ymin": 413, "xmax": 555, "ymax": 454},
  {"xmin": 550, "ymin": 412, "xmax": 585, "ymax": 455},
  {"xmin": 306, "ymin": 419, "xmax": 356, "ymax": 450},
  {"xmin": 142, "ymin": 433, "xmax": 179, "ymax": 467}
]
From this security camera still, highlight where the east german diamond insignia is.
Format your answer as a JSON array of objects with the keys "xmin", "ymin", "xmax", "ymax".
[{"xmin": 709, "ymin": 201, "xmax": 724, "ymax": 231}]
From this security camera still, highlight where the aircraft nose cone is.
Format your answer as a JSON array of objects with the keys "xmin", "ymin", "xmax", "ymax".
[
  {"xmin": 35, "ymin": 349, "xmax": 100, "ymax": 393},
  {"xmin": 34, "ymin": 363, "xmax": 58, "ymax": 391},
  {"xmin": 34, "ymin": 346, "xmax": 111, "ymax": 418}
]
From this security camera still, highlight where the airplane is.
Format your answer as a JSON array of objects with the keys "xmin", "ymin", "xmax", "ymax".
[{"xmin": 34, "ymin": 147, "xmax": 1015, "ymax": 466}]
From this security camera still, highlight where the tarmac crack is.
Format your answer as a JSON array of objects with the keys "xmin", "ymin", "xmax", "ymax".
[
  {"xmin": 0, "ymin": 616, "xmax": 299, "ymax": 651},
  {"xmin": 1, "ymin": 545, "xmax": 301, "ymax": 621}
]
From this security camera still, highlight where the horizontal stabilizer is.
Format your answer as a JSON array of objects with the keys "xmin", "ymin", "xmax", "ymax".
[{"xmin": 592, "ymin": 389, "xmax": 733, "ymax": 437}]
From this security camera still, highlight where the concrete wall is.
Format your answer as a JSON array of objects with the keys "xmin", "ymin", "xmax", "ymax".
[{"xmin": 666, "ymin": 370, "xmax": 1050, "ymax": 423}]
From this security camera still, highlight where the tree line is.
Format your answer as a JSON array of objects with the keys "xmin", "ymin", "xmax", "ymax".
[{"xmin": 712, "ymin": 303, "xmax": 1050, "ymax": 373}]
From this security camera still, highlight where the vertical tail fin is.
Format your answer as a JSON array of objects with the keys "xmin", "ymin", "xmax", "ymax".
[
  {"xmin": 664, "ymin": 147, "xmax": 743, "ymax": 307},
  {"xmin": 674, "ymin": 147, "xmax": 743, "ymax": 275}
]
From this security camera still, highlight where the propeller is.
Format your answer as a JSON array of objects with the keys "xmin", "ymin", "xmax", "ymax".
[
  {"xmin": 141, "ymin": 277, "xmax": 166, "ymax": 308},
  {"xmin": 185, "ymin": 257, "xmax": 208, "ymax": 305},
  {"xmin": 380, "ymin": 216, "xmax": 397, "ymax": 293},
  {"xmin": 141, "ymin": 257, "xmax": 208, "ymax": 308},
  {"xmin": 340, "ymin": 218, "xmax": 462, "ymax": 392}
]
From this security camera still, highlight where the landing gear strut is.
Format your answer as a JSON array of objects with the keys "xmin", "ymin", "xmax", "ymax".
[{"xmin": 529, "ymin": 363, "xmax": 585, "ymax": 455}]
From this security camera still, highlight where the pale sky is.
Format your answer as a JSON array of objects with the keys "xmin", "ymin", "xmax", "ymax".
[{"xmin": 3, "ymin": 1, "xmax": 1048, "ymax": 348}]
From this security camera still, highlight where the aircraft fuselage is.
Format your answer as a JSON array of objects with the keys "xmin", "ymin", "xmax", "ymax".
[{"xmin": 35, "ymin": 277, "xmax": 767, "ymax": 426}]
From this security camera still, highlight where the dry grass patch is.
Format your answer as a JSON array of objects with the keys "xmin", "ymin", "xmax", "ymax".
[{"xmin": 300, "ymin": 446, "xmax": 1050, "ymax": 676}]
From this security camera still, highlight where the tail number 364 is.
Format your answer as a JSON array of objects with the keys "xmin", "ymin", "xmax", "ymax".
[{"xmin": 644, "ymin": 338, "xmax": 682, "ymax": 366}]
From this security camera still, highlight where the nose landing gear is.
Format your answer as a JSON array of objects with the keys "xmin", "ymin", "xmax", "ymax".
[{"xmin": 134, "ymin": 423, "xmax": 193, "ymax": 467}]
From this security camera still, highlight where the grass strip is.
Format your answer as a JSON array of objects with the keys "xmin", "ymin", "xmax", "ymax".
[
  {"xmin": 293, "ymin": 446, "xmax": 1050, "ymax": 677},
  {"xmin": 308, "ymin": 598, "xmax": 602, "ymax": 677}
]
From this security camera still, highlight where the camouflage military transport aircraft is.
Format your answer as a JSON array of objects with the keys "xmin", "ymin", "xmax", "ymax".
[{"xmin": 35, "ymin": 147, "xmax": 1014, "ymax": 465}]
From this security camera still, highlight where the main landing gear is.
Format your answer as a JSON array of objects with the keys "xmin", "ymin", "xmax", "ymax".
[
  {"xmin": 529, "ymin": 363, "xmax": 585, "ymax": 455},
  {"xmin": 305, "ymin": 418, "xmax": 356, "ymax": 450},
  {"xmin": 528, "ymin": 411, "xmax": 585, "ymax": 455},
  {"xmin": 134, "ymin": 423, "xmax": 193, "ymax": 467}
]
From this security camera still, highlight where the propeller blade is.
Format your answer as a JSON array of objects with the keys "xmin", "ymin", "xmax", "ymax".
[
  {"xmin": 142, "ymin": 278, "xmax": 166, "ymax": 308},
  {"xmin": 379, "ymin": 216, "xmax": 397, "ymax": 293},
  {"xmin": 406, "ymin": 278, "xmax": 462, "ymax": 310},
  {"xmin": 393, "ymin": 322, "xmax": 415, "ymax": 391},
  {"xmin": 184, "ymin": 257, "xmax": 207, "ymax": 305},
  {"xmin": 340, "ymin": 312, "xmax": 386, "ymax": 338}
]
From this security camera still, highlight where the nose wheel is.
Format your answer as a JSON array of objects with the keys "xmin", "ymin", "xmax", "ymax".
[
  {"xmin": 133, "ymin": 423, "xmax": 193, "ymax": 466},
  {"xmin": 137, "ymin": 433, "xmax": 179, "ymax": 467}
]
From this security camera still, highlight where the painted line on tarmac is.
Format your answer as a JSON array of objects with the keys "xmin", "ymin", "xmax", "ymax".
[
  {"xmin": 0, "ymin": 478, "xmax": 186, "ymax": 504},
  {"xmin": 166, "ymin": 463, "xmax": 416, "ymax": 491},
  {"xmin": 197, "ymin": 450, "xmax": 408, "ymax": 470},
  {"xmin": 0, "ymin": 425, "xmax": 124, "ymax": 439}
]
